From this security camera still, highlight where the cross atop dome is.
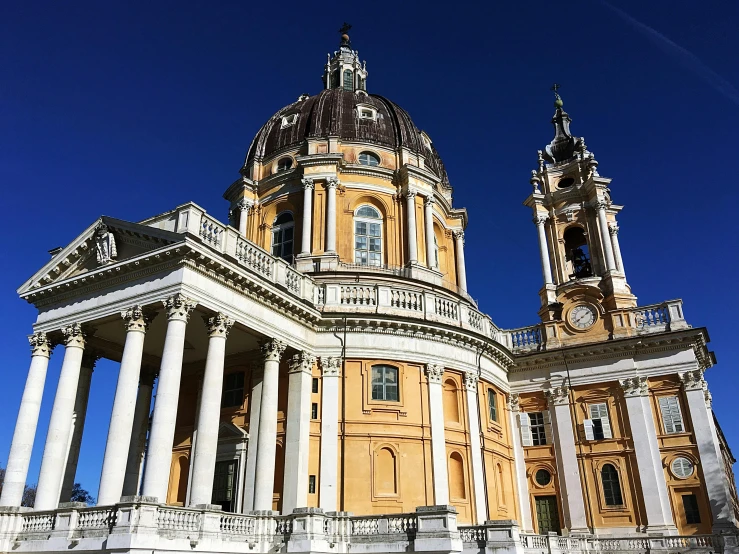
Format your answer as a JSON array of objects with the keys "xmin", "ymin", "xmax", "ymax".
[{"xmin": 323, "ymin": 24, "xmax": 368, "ymax": 92}]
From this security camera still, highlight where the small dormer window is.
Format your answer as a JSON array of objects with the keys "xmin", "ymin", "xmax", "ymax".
[
  {"xmin": 358, "ymin": 151, "xmax": 380, "ymax": 166},
  {"xmin": 343, "ymin": 69, "xmax": 354, "ymax": 91},
  {"xmin": 281, "ymin": 114, "xmax": 298, "ymax": 128},
  {"xmin": 277, "ymin": 157, "xmax": 293, "ymax": 172},
  {"xmin": 358, "ymin": 106, "xmax": 377, "ymax": 120}
]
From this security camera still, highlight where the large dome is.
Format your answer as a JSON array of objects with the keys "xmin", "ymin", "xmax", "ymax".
[{"xmin": 244, "ymin": 88, "xmax": 450, "ymax": 187}]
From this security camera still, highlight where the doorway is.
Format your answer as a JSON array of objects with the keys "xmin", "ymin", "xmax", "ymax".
[
  {"xmin": 212, "ymin": 460, "xmax": 238, "ymax": 512},
  {"xmin": 535, "ymin": 495, "xmax": 561, "ymax": 535}
]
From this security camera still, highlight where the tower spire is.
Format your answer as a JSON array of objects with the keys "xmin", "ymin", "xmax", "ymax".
[
  {"xmin": 542, "ymin": 84, "xmax": 583, "ymax": 164},
  {"xmin": 323, "ymin": 24, "xmax": 368, "ymax": 92}
]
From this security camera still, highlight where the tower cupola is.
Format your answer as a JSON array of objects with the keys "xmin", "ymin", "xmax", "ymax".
[{"xmin": 322, "ymin": 23, "xmax": 368, "ymax": 92}]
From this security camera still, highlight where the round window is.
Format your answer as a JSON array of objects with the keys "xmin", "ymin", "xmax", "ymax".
[
  {"xmin": 557, "ymin": 177, "xmax": 575, "ymax": 188},
  {"xmin": 535, "ymin": 469, "xmax": 551, "ymax": 486},
  {"xmin": 671, "ymin": 457, "xmax": 694, "ymax": 478},
  {"xmin": 277, "ymin": 157, "xmax": 293, "ymax": 172}
]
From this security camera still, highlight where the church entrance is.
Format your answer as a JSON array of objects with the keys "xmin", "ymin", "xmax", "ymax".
[
  {"xmin": 534, "ymin": 495, "xmax": 561, "ymax": 535},
  {"xmin": 212, "ymin": 460, "xmax": 238, "ymax": 512}
]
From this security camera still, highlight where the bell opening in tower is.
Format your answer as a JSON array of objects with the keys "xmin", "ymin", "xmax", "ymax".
[{"xmin": 563, "ymin": 226, "xmax": 593, "ymax": 280}]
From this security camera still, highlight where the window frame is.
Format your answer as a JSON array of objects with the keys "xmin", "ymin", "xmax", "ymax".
[
  {"xmin": 343, "ymin": 69, "xmax": 353, "ymax": 91},
  {"xmin": 276, "ymin": 157, "xmax": 293, "ymax": 172},
  {"xmin": 529, "ymin": 411, "xmax": 548, "ymax": 446},
  {"xmin": 371, "ymin": 364, "xmax": 399, "ymax": 402},
  {"xmin": 659, "ymin": 395, "xmax": 686, "ymax": 434},
  {"xmin": 358, "ymin": 151, "xmax": 381, "ymax": 166},
  {"xmin": 601, "ymin": 463, "xmax": 624, "ymax": 506},
  {"xmin": 281, "ymin": 114, "xmax": 298, "ymax": 128},
  {"xmin": 584, "ymin": 402, "xmax": 613, "ymax": 441},
  {"xmin": 353, "ymin": 204, "xmax": 383, "ymax": 267},
  {"xmin": 221, "ymin": 371, "xmax": 245, "ymax": 409},
  {"xmin": 487, "ymin": 389, "xmax": 498, "ymax": 423},
  {"xmin": 682, "ymin": 493, "xmax": 701, "ymax": 524},
  {"xmin": 271, "ymin": 211, "xmax": 295, "ymax": 262}
]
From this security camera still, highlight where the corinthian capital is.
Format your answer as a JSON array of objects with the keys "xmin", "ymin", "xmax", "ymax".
[
  {"xmin": 28, "ymin": 332, "xmax": 53, "ymax": 358},
  {"xmin": 320, "ymin": 356, "xmax": 341, "ymax": 376},
  {"xmin": 205, "ymin": 313, "xmax": 234, "ymax": 338},
  {"xmin": 325, "ymin": 177, "xmax": 338, "ymax": 189},
  {"xmin": 507, "ymin": 392, "xmax": 520, "ymax": 411},
  {"xmin": 463, "ymin": 371, "xmax": 479, "ymax": 392},
  {"xmin": 260, "ymin": 339, "xmax": 286, "ymax": 363},
  {"xmin": 301, "ymin": 177, "xmax": 315, "ymax": 190},
  {"xmin": 679, "ymin": 369, "xmax": 707, "ymax": 392},
  {"xmin": 608, "ymin": 224, "xmax": 620, "ymax": 236},
  {"xmin": 163, "ymin": 294, "xmax": 197, "ymax": 322},
  {"xmin": 425, "ymin": 363, "xmax": 444, "ymax": 384},
  {"xmin": 619, "ymin": 376, "xmax": 648, "ymax": 397},
  {"xmin": 424, "ymin": 196, "xmax": 435, "ymax": 208},
  {"xmin": 533, "ymin": 215, "xmax": 548, "ymax": 226},
  {"xmin": 122, "ymin": 305, "xmax": 155, "ymax": 333},
  {"xmin": 62, "ymin": 322, "xmax": 86, "ymax": 348},
  {"xmin": 236, "ymin": 198, "xmax": 253, "ymax": 212},
  {"xmin": 453, "ymin": 229, "xmax": 465, "ymax": 243},
  {"xmin": 289, "ymin": 352, "xmax": 316, "ymax": 374},
  {"xmin": 544, "ymin": 385, "xmax": 570, "ymax": 407},
  {"xmin": 404, "ymin": 189, "xmax": 417, "ymax": 200},
  {"xmin": 595, "ymin": 200, "xmax": 609, "ymax": 211}
]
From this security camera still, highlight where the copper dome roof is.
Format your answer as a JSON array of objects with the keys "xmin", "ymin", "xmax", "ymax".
[{"xmin": 244, "ymin": 88, "xmax": 450, "ymax": 187}]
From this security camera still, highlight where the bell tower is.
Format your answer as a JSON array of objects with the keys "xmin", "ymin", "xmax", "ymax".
[{"xmin": 524, "ymin": 86, "xmax": 636, "ymax": 347}]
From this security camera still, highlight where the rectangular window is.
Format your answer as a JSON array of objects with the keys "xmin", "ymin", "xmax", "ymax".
[
  {"xmin": 584, "ymin": 402, "xmax": 613, "ymax": 440},
  {"xmin": 659, "ymin": 396, "xmax": 685, "ymax": 434},
  {"xmin": 371, "ymin": 364, "xmax": 399, "ymax": 401},
  {"xmin": 221, "ymin": 372, "xmax": 245, "ymax": 408},
  {"xmin": 309, "ymin": 475, "xmax": 316, "ymax": 494},
  {"xmin": 212, "ymin": 460, "xmax": 237, "ymax": 512},
  {"xmin": 311, "ymin": 402, "xmax": 318, "ymax": 420},
  {"xmin": 312, "ymin": 378, "xmax": 319, "ymax": 394},
  {"xmin": 683, "ymin": 494, "xmax": 701, "ymax": 524},
  {"xmin": 488, "ymin": 389, "xmax": 498, "ymax": 422},
  {"xmin": 529, "ymin": 412, "xmax": 547, "ymax": 446}
]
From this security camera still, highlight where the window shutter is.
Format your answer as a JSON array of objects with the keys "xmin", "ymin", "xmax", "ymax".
[
  {"xmin": 590, "ymin": 403, "xmax": 612, "ymax": 439},
  {"xmin": 584, "ymin": 419, "xmax": 595, "ymax": 441},
  {"xmin": 601, "ymin": 415, "xmax": 613, "ymax": 439},
  {"xmin": 542, "ymin": 410, "xmax": 553, "ymax": 445},
  {"xmin": 519, "ymin": 412, "xmax": 533, "ymax": 447},
  {"xmin": 659, "ymin": 396, "xmax": 684, "ymax": 434}
]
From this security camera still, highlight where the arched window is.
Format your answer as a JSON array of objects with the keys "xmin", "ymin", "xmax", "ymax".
[
  {"xmin": 449, "ymin": 452, "xmax": 466, "ymax": 500},
  {"xmin": 433, "ymin": 235, "xmax": 439, "ymax": 269},
  {"xmin": 276, "ymin": 157, "xmax": 292, "ymax": 172},
  {"xmin": 354, "ymin": 205, "xmax": 382, "ymax": 266},
  {"xmin": 443, "ymin": 379, "xmax": 460, "ymax": 423},
  {"xmin": 601, "ymin": 464, "xmax": 623, "ymax": 506},
  {"xmin": 563, "ymin": 226, "xmax": 593, "ymax": 279},
  {"xmin": 371, "ymin": 364, "xmax": 398, "ymax": 401},
  {"xmin": 375, "ymin": 447, "xmax": 397, "ymax": 495},
  {"xmin": 343, "ymin": 69, "xmax": 353, "ymax": 90},
  {"xmin": 358, "ymin": 151, "xmax": 380, "ymax": 166},
  {"xmin": 271, "ymin": 212, "xmax": 294, "ymax": 261}
]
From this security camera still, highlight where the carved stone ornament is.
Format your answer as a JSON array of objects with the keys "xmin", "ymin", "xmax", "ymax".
[
  {"xmin": 28, "ymin": 331, "xmax": 53, "ymax": 358},
  {"xmin": 94, "ymin": 222, "xmax": 117, "ymax": 265},
  {"xmin": 425, "ymin": 363, "xmax": 444, "ymax": 384},
  {"xmin": 609, "ymin": 224, "xmax": 620, "ymax": 236},
  {"xmin": 236, "ymin": 198, "xmax": 253, "ymax": 212},
  {"xmin": 325, "ymin": 177, "xmax": 339, "ymax": 189},
  {"xmin": 453, "ymin": 230, "xmax": 465, "ymax": 243},
  {"xmin": 463, "ymin": 371, "xmax": 479, "ymax": 391},
  {"xmin": 544, "ymin": 385, "xmax": 570, "ymax": 407},
  {"xmin": 260, "ymin": 339, "xmax": 287, "ymax": 363},
  {"xmin": 205, "ymin": 313, "xmax": 234, "ymax": 338},
  {"xmin": 61, "ymin": 322, "xmax": 86, "ymax": 348},
  {"xmin": 507, "ymin": 392, "xmax": 520, "ymax": 411},
  {"xmin": 595, "ymin": 200, "xmax": 609, "ymax": 212},
  {"xmin": 404, "ymin": 189, "xmax": 417, "ymax": 200},
  {"xmin": 530, "ymin": 170, "xmax": 541, "ymax": 193},
  {"xmin": 679, "ymin": 370, "xmax": 707, "ymax": 392},
  {"xmin": 289, "ymin": 352, "xmax": 316, "ymax": 374},
  {"xmin": 533, "ymin": 215, "xmax": 548, "ymax": 226},
  {"xmin": 163, "ymin": 294, "xmax": 197, "ymax": 322},
  {"xmin": 424, "ymin": 196, "xmax": 435, "ymax": 208},
  {"xmin": 619, "ymin": 376, "xmax": 648, "ymax": 397},
  {"xmin": 320, "ymin": 356, "xmax": 341, "ymax": 376},
  {"xmin": 301, "ymin": 177, "xmax": 315, "ymax": 190},
  {"xmin": 122, "ymin": 305, "xmax": 155, "ymax": 333}
]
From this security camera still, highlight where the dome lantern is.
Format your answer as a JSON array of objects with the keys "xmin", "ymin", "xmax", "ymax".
[{"xmin": 323, "ymin": 23, "xmax": 368, "ymax": 92}]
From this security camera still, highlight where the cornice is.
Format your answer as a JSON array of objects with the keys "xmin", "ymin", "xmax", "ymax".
[{"xmin": 295, "ymin": 153, "xmax": 344, "ymax": 167}]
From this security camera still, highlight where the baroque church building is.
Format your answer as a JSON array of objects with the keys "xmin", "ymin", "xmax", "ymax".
[{"xmin": 1, "ymin": 32, "xmax": 738, "ymax": 554}]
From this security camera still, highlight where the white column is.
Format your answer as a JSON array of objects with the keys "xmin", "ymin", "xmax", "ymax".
[
  {"xmin": 508, "ymin": 394, "xmax": 534, "ymax": 532},
  {"xmin": 463, "ymin": 372, "xmax": 487, "ymax": 524},
  {"xmin": 253, "ymin": 339, "xmax": 287, "ymax": 511},
  {"xmin": 425, "ymin": 364, "xmax": 449, "ymax": 504},
  {"xmin": 0, "ymin": 333, "xmax": 53, "ymax": 507},
  {"xmin": 405, "ymin": 190, "xmax": 418, "ymax": 264},
  {"xmin": 243, "ymin": 362, "xmax": 263, "ymax": 512},
  {"xmin": 680, "ymin": 370, "xmax": 739, "ymax": 532},
  {"xmin": 300, "ymin": 178, "xmax": 314, "ymax": 256},
  {"xmin": 424, "ymin": 196, "xmax": 437, "ymax": 269},
  {"xmin": 141, "ymin": 294, "xmax": 197, "ymax": 503},
  {"xmin": 282, "ymin": 352, "xmax": 316, "ymax": 513},
  {"xmin": 453, "ymin": 230, "xmax": 468, "ymax": 293},
  {"xmin": 35, "ymin": 323, "xmax": 86, "ymax": 511},
  {"xmin": 189, "ymin": 314, "xmax": 234, "ymax": 506},
  {"xmin": 319, "ymin": 357, "xmax": 341, "ymax": 511},
  {"xmin": 596, "ymin": 201, "xmax": 617, "ymax": 271},
  {"xmin": 237, "ymin": 199, "xmax": 252, "ymax": 237},
  {"xmin": 122, "ymin": 369, "xmax": 156, "ymax": 497},
  {"xmin": 619, "ymin": 377, "xmax": 677, "ymax": 534},
  {"xmin": 97, "ymin": 307, "xmax": 152, "ymax": 505},
  {"xmin": 325, "ymin": 178, "xmax": 338, "ymax": 254},
  {"xmin": 60, "ymin": 356, "xmax": 96, "ymax": 503},
  {"xmin": 545, "ymin": 386, "xmax": 589, "ymax": 533},
  {"xmin": 609, "ymin": 224, "xmax": 625, "ymax": 274},
  {"xmin": 534, "ymin": 215, "xmax": 554, "ymax": 286}
]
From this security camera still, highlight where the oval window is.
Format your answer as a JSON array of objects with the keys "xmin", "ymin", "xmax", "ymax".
[
  {"xmin": 358, "ymin": 152, "xmax": 380, "ymax": 166},
  {"xmin": 557, "ymin": 177, "xmax": 575, "ymax": 188},
  {"xmin": 277, "ymin": 157, "xmax": 293, "ymax": 172},
  {"xmin": 671, "ymin": 457, "xmax": 694, "ymax": 478},
  {"xmin": 535, "ymin": 469, "xmax": 551, "ymax": 486}
]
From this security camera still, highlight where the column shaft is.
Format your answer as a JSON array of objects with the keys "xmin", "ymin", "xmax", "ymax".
[
  {"xmin": 253, "ymin": 340, "xmax": 286, "ymax": 511},
  {"xmin": 0, "ymin": 333, "xmax": 52, "ymax": 507},
  {"xmin": 301, "ymin": 179, "xmax": 314, "ymax": 255},
  {"xmin": 464, "ymin": 373, "xmax": 487, "ymax": 524},
  {"xmin": 189, "ymin": 314, "xmax": 233, "ymax": 506},
  {"xmin": 424, "ymin": 197, "xmax": 436, "ymax": 269},
  {"xmin": 508, "ymin": 394, "xmax": 534, "ymax": 532},
  {"xmin": 454, "ymin": 231, "xmax": 468, "ymax": 292},
  {"xmin": 98, "ymin": 307, "xmax": 152, "ymax": 505},
  {"xmin": 597, "ymin": 203, "xmax": 617, "ymax": 271},
  {"xmin": 319, "ymin": 357, "xmax": 340, "ymax": 511},
  {"xmin": 122, "ymin": 371, "xmax": 155, "ymax": 497},
  {"xmin": 325, "ymin": 179, "xmax": 337, "ymax": 253},
  {"xmin": 243, "ymin": 364, "xmax": 263, "ymax": 512},
  {"xmin": 141, "ymin": 294, "xmax": 196, "ymax": 503},
  {"xmin": 426, "ymin": 364, "xmax": 449, "ymax": 504},
  {"xmin": 238, "ymin": 207, "xmax": 249, "ymax": 237},
  {"xmin": 406, "ymin": 191, "xmax": 418, "ymax": 264},
  {"xmin": 610, "ymin": 225, "xmax": 625, "ymax": 273},
  {"xmin": 35, "ymin": 324, "xmax": 86, "ymax": 511},
  {"xmin": 282, "ymin": 353, "xmax": 315, "ymax": 513},
  {"xmin": 60, "ymin": 360, "xmax": 95, "ymax": 502},
  {"xmin": 534, "ymin": 216, "xmax": 554, "ymax": 285}
]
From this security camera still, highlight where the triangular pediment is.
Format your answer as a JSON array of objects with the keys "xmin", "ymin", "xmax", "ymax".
[
  {"xmin": 218, "ymin": 422, "xmax": 248, "ymax": 442},
  {"xmin": 18, "ymin": 216, "xmax": 184, "ymax": 296}
]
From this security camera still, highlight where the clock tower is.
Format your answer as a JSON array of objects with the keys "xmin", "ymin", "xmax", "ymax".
[{"xmin": 524, "ymin": 88, "xmax": 638, "ymax": 348}]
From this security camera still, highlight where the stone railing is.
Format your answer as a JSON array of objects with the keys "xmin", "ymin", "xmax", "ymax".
[
  {"xmin": 628, "ymin": 299, "xmax": 689, "ymax": 334},
  {"xmin": 503, "ymin": 325, "xmax": 544, "ymax": 353},
  {"xmin": 515, "ymin": 532, "xmax": 722, "ymax": 554}
]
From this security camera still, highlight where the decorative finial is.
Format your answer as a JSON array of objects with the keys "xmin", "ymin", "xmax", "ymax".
[
  {"xmin": 551, "ymin": 83, "xmax": 563, "ymax": 108},
  {"xmin": 339, "ymin": 22, "xmax": 352, "ymax": 47}
]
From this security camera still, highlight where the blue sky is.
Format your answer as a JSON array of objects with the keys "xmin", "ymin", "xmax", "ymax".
[{"xmin": 1, "ymin": 1, "xmax": 738, "ymax": 498}]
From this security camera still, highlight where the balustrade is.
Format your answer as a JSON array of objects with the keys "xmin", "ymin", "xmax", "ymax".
[
  {"xmin": 340, "ymin": 285, "xmax": 376, "ymax": 306},
  {"xmin": 435, "ymin": 297, "xmax": 459, "ymax": 320},
  {"xmin": 77, "ymin": 508, "xmax": 117, "ymax": 530},
  {"xmin": 199, "ymin": 214, "xmax": 224, "ymax": 248},
  {"xmin": 157, "ymin": 507, "xmax": 201, "ymax": 532},
  {"xmin": 459, "ymin": 525, "xmax": 486, "ymax": 543},
  {"xmin": 391, "ymin": 289, "xmax": 423, "ymax": 311},
  {"xmin": 220, "ymin": 513, "xmax": 256, "ymax": 536},
  {"xmin": 236, "ymin": 239, "xmax": 274, "ymax": 278},
  {"xmin": 508, "ymin": 325, "xmax": 543, "ymax": 351}
]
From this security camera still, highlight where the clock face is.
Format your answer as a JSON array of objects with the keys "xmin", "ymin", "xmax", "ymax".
[{"xmin": 570, "ymin": 304, "xmax": 597, "ymax": 329}]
